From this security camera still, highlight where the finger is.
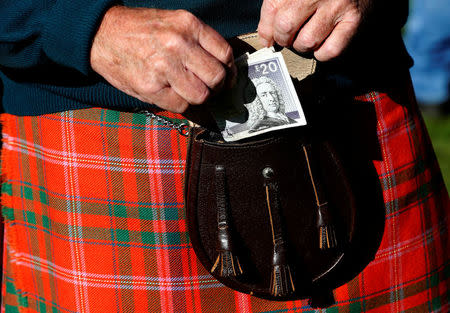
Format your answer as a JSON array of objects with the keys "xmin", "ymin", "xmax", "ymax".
[
  {"xmin": 225, "ymin": 63, "xmax": 237, "ymax": 89},
  {"xmin": 184, "ymin": 46, "xmax": 227, "ymax": 91},
  {"xmin": 273, "ymin": 1, "xmax": 317, "ymax": 47},
  {"xmin": 198, "ymin": 22, "xmax": 234, "ymax": 68},
  {"xmin": 167, "ymin": 64, "xmax": 210, "ymax": 105},
  {"xmin": 151, "ymin": 87, "xmax": 190, "ymax": 114},
  {"xmin": 293, "ymin": 7, "xmax": 336, "ymax": 53},
  {"xmin": 257, "ymin": 0, "xmax": 279, "ymax": 47},
  {"xmin": 313, "ymin": 18, "xmax": 358, "ymax": 61}
]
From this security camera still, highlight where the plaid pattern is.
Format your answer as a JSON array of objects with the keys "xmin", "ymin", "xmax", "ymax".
[{"xmin": 1, "ymin": 81, "xmax": 449, "ymax": 312}]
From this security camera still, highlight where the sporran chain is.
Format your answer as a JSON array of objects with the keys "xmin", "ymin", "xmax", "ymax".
[{"xmin": 139, "ymin": 110, "xmax": 190, "ymax": 137}]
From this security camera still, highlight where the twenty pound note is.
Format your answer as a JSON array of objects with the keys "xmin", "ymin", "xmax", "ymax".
[{"xmin": 209, "ymin": 49, "xmax": 307, "ymax": 142}]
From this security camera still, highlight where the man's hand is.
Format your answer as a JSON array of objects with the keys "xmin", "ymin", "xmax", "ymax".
[
  {"xmin": 90, "ymin": 6, "xmax": 236, "ymax": 113},
  {"xmin": 258, "ymin": 0, "xmax": 371, "ymax": 61}
]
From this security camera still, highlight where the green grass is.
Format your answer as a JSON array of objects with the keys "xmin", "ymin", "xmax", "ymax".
[{"xmin": 423, "ymin": 114, "xmax": 450, "ymax": 191}]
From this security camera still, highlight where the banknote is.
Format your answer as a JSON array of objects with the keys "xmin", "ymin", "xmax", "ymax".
[{"xmin": 209, "ymin": 48, "xmax": 307, "ymax": 142}]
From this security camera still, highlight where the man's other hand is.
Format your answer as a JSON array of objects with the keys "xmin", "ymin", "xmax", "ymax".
[
  {"xmin": 258, "ymin": 0, "xmax": 371, "ymax": 61},
  {"xmin": 90, "ymin": 6, "xmax": 236, "ymax": 113}
]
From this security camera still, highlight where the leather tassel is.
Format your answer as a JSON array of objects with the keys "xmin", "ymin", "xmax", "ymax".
[
  {"xmin": 263, "ymin": 171, "xmax": 295, "ymax": 297},
  {"xmin": 211, "ymin": 250, "xmax": 242, "ymax": 277},
  {"xmin": 271, "ymin": 265, "xmax": 295, "ymax": 296},
  {"xmin": 317, "ymin": 204, "xmax": 337, "ymax": 250},
  {"xmin": 270, "ymin": 241, "xmax": 295, "ymax": 297},
  {"xmin": 302, "ymin": 145, "xmax": 338, "ymax": 250},
  {"xmin": 211, "ymin": 165, "xmax": 243, "ymax": 277}
]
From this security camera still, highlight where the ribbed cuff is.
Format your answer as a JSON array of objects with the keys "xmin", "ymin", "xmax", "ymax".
[{"xmin": 43, "ymin": 0, "xmax": 118, "ymax": 76}]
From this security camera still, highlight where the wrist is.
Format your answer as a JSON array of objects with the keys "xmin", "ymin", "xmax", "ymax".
[{"xmin": 90, "ymin": 5, "xmax": 128, "ymax": 72}]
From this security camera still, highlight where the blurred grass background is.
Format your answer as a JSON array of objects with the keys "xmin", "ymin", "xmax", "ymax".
[{"xmin": 423, "ymin": 114, "xmax": 450, "ymax": 190}]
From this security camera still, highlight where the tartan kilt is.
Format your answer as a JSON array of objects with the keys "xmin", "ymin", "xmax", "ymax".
[{"xmin": 1, "ymin": 77, "xmax": 449, "ymax": 312}]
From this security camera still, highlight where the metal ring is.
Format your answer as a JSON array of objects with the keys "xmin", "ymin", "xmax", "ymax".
[
  {"xmin": 262, "ymin": 167, "xmax": 275, "ymax": 178},
  {"xmin": 177, "ymin": 123, "xmax": 191, "ymax": 137}
]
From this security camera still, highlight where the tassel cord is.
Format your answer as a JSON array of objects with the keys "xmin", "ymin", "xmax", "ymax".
[
  {"xmin": 264, "ymin": 180, "xmax": 295, "ymax": 296},
  {"xmin": 302, "ymin": 145, "xmax": 338, "ymax": 249},
  {"xmin": 211, "ymin": 165, "xmax": 242, "ymax": 276}
]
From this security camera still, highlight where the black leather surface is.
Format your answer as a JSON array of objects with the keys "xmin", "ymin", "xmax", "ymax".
[{"xmin": 185, "ymin": 127, "xmax": 358, "ymax": 301}]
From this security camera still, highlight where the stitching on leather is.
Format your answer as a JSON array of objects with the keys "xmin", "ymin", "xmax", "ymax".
[
  {"xmin": 203, "ymin": 137, "xmax": 285, "ymax": 150},
  {"xmin": 310, "ymin": 59, "xmax": 316, "ymax": 75}
]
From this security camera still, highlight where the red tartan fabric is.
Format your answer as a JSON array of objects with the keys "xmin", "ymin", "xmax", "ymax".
[{"xmin": 1, "ymin": 79, "xmax": 449, "ymax": 312}]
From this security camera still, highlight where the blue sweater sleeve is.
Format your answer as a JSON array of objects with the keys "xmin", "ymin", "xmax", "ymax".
[{"xmin": 0, "ymin": 0, "xmax": 117, "ymax": 75}]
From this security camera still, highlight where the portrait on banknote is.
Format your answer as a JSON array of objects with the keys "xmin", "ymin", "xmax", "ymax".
[
  {"xmin": 245, "ymin": 76, "xmax": 296, "ymax": 133},
  {"xmin": 210, "ymin": 50, "xmax": 307, "ymax": 142}
]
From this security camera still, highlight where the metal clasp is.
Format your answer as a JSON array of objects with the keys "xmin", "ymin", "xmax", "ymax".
[{"xmin": 177, "ymin": 123, "xmax": 191, "ymax": 137}]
